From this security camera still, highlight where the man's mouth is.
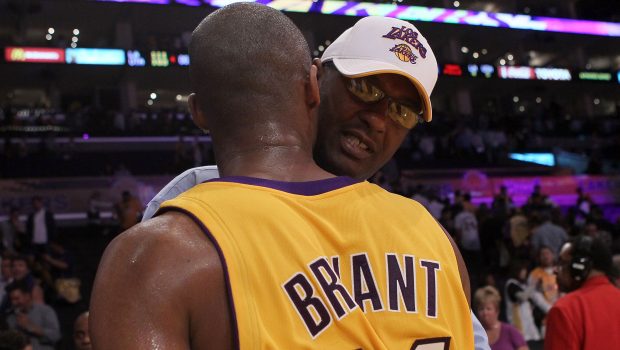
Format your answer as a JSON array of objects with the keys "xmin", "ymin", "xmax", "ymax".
[
  {"xmin": 341, "ymin": 133, "xmax": 372, "ymax": 159},
  {"xmin": 345, "ymin": 134, "xmax": 369, "ymax": 150}
]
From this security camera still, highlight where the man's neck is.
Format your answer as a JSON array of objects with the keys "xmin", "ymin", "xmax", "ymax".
[
  {"xmin": 216, "ymin": 145, "xmax": 335, "ymax": 181},
  {"xmin": 587, "ymin": 270, "xmax": 606, "ymax": 280},
  {"xmin": 20, "ymin": 303, "xmax": 33, "ymax": 313}
]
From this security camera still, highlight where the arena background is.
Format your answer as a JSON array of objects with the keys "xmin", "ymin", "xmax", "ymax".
[{"xmin": 0, "ymin": 0, "xmax": 619, "ymax": 349}]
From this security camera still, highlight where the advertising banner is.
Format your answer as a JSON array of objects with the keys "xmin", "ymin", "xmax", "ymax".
[{"xmin": 4, "ymin": 47, "xmax": 65, "ymax": 63}]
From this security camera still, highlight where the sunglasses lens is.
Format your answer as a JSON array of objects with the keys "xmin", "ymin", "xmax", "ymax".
[
  {"xmin": 347, "ymin": 77, "xmax": 424, "ymax": 130},
  {"xmin": 388, "ymin": 102, "xmax": 419, "ymax": 129},
  {"xmin": 347, "ymin": 78, "xmax": 384, "ymax": 103}
]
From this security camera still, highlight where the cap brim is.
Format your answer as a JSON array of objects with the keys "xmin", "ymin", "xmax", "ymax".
[{"xmin": 331, "ymin": 58, "xmax": 433, "ymax": 122}]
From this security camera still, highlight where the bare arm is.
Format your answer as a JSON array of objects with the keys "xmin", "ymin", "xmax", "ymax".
[
  {"xmin": 437, "ymin": 222, "xmax": 471, "ymax": 306},
  {"xmin": 435, "ymin": 221, "xmax": 491, "ymax": 349},
  {"xmin": 90, "ymin": 211, "xmax": 233, "ymax": 350}
]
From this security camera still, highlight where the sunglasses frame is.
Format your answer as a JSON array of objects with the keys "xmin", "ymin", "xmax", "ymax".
[{"xmin": 343, "ymin": 75, "xmax": 425, "ymax": 130}]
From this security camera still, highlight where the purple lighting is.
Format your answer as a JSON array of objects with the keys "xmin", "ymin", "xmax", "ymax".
[
  {"xmin": 175, "ymin": 0, "xmax": 201, "ymax": 5},
  {"xmin": 82, "ymin": 133, "xmax": 90, "ymax": 140},
  {"xmin": 100, "ymin": 0, "xmax": 169, "ymax": 3},
  {"xmin": 94, "ymin": 0, "xmax": 620, "ymax": 37}
]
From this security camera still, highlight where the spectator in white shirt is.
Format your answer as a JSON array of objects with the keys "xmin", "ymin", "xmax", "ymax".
[{"xmin": 26, "ymin": 197, "xmax": 55, "ymax": 256}]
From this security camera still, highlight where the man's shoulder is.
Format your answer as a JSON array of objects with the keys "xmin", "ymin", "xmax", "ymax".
[
  {"xmin": 549, "ymin": 222, "xmax": 566, "ymax": 231},
  {"xmin": 91, "ymin": 212, "xmax": 230, "ymax": 349},
  {"xmin": 96, "ymin": 212, "xmax": 225, "ymax": 312},
  {"xmin": 553, "ymin": 285, "xmax": 596, "ymax": 308},
  {"xmin": 143, "ymin": 166, "xmax": 220, "ymax": 221},
  {"xmin": 111, "ymin": 212, "xmax": 214, "ymax": 259},
  {"xmin": 548, "ymin": 293, "xmax": 582, "ymax": 325},
  {"xmin": 370, "ymin": 186, "xmax": 428, "ymax": 208},
  {"xmin": 175, "ymin": 165, "xmax": 219, "ymax": 184},
  {"xmin": 32, "ymin": 302, "xmax": 57, "ymax": 315},
  {"xmin": 390, "ymin": 192, "xmax": 427, "ymax": 208},
  {"xmin": 380, "ymin": 190, "xmax": 440, "ymax": 218},
  {"xmin": 157, "ymin": 165, "xmax": 219, "ymax": 197}
]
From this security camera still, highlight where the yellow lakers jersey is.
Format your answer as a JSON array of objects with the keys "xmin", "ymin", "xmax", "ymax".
[
  {"xmin": 529, "ymin": 267, "xmax": 558, "ymax": 303},
  {"xmin": 160, "ymin": 176, "xmax": 473, "ymax": 350}
]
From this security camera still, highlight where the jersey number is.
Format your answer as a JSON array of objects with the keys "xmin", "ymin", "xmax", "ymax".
[{"xmin": 411, "ymin": 337, "xmax": 450, "ymax": 350}]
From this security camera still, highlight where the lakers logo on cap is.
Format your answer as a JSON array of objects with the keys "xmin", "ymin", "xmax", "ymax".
[
  {"xmin": 389, "ymin": 44, "xmax": 417, "ymax": 64},
  {"xmin": 382, "ymin": 25, "xmax": 428, "ymax": 60}
]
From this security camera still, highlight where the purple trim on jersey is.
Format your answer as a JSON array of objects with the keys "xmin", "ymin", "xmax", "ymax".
[
  {"xmin": 157, "ymin": 207, "xmax": 240, "ymax": 350},
  {"xmin": 204, "ymin": 176, "xmax": 360, "ymax": 195}
]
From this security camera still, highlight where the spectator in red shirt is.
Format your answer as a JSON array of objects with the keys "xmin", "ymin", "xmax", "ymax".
[{"xmin": 544, "ymin": 235, "xmax": 620, "ymax": 350}]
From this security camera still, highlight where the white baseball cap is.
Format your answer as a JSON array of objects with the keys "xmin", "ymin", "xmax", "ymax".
[{"xmin": 321, "ymin": 16, "xmax": 438, "ymax": 122}]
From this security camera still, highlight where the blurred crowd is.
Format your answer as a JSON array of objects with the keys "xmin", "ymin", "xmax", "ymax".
[
  {"xmin": 0, "ymin": 105, "xmax": 196, "ymax": 137},
  {"xmin": 0, "ymin": 191, "xmax": 146, "ymax": 350},
  {"xmin": 1, "ymin": 99, "xmax": 620, "ymax": 348},
  {"xmin": 1, "ymin": 134, "xmax": 214, "ymax": 178},
  {"xmin": 1, "ymin": 104, "xmax": 619, "ymax": 179},
  {"xmin": 1, "ymin": 178, "xmax": 620, "ymax": 348},
  {"xmin": 378, "ymin": 179, "xmax": 620, "ymax": 349},
  {"xmin": 399, "ymin": 111, "xmax": 619, "ymax": 172}
]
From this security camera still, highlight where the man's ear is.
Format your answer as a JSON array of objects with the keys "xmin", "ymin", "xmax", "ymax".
[
  {"xmin": 188, "ymin": 93, "xmax": 209, "ymax": 132},
  {"xmin": 313, "ymin": 58, "xmax": 324, "ymax": 82},
  {"xmin": 306, "ymin": 62, "xmax": 320, "ymax": 109}
]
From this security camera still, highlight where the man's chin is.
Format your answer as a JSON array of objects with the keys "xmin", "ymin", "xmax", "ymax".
[
  {"xmin": 558, "ymin": 283, "xmax": 576, "ymax": 293},
  {"xmin": 329, "ymin": 157, "xmax": 366, "ymax": 179},
  {"xmin": 339, "ymin": 164, "xmax": 375, "ymax": 181},
  {"xmin": 317, "ymin": 151, "xmax": 376, "ymax": 180}
]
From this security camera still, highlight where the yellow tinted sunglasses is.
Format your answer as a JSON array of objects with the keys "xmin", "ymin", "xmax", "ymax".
[{"xmin": 345, "ymin": 77, "xmax": 424, "ymax": 130}]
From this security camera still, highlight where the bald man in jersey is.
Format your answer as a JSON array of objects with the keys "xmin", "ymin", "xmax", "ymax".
[{"xmin": 91, "ymin": 3, "xmax": 474, "ymax": 349}]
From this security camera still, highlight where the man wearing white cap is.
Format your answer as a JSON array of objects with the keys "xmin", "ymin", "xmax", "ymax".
[
  {"xmin": 120, "ymin": 6, "xmax": 484, "ymax": 350},
  {"xmin": 140, "ymin": 10, "xmax": 489, "ymax": 350},
  {"xmin": 313, "ymin": 15, "xmax": 437, "ymax": 183}
]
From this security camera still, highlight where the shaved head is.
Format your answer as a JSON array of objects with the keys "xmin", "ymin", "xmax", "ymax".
[{"xmin": 189, "ymin": 3, "xmax": 312, "ymax": 126}]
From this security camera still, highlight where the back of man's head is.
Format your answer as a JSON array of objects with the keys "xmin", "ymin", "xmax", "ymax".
[
  {"xmin": 189, "ymin": 3, "xmax": 311, "ymax": 131},
  {"xmin": 560, "ymin": 235, "xmax": 613, "ymax": 292},
  {"xmin": 540, "ymin": 210, "xmax": 552, "ymax": 223},
  {"xmin": 74, "ymin": 311, "xmax": 91, "ymax": 350},
  {"xmin": 579, "ymin": 236, "xmax": 613, "ymax": 275},
  {"xmin": 0, "ymin": 330, "xmax": 30, "ymax": 350},
  {"xmin": 6, "ymin": 279, "xmax": 32, "ymax": 296}
]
